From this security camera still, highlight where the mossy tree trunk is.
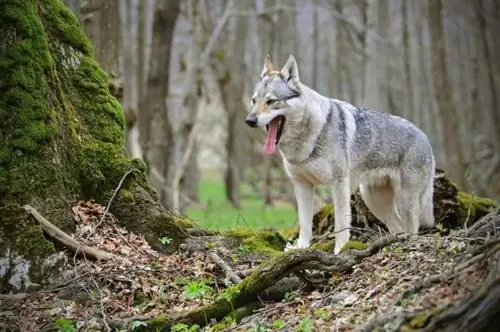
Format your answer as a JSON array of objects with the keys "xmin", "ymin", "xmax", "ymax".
[{"xmin": 0, "ymin": 0, "xmax": 193, "ymax": 293}]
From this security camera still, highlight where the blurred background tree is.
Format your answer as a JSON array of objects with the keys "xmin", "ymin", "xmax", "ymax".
[{"xmin": 65, "ymin": 0, "xmax": 500, "ymax": 229}]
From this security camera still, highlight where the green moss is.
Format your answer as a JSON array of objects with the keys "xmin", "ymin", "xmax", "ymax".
[
  {"xmin": 316, "ymin": 204, "xmax": 334, "ymax": 221},
  {"xmin": 120, "ymin": 189, "xmax": 134, "ymax": 202},
  {"xmin": 224, "ymin": 228, "xmax": 286, "ymax": 255},
  {"xmin": 311, "ymin": 242, "xmax": 335, "ymax": 252},
  {"xmin": 0, "ymin": 205, "xmax": 60, "ymax": 292},
  {"xmin": 407, "ymin": 308, "xmax": 442, "ymax": 329},
  {"xmin": 457, "ymin": 191, "xmax": 497, "ymax": 225},
  {"xmin": 341, "ymin": 240, "xmax": 368, "ymax": 252},
  {"xmin": 242, "ymin": 229, "xmax": 286, "ymax": 254},
  {"xmin": 0, "ymin": 0, "xmax": 60, "ymax": 203},
  {"xmin": 225, "ymin": 227, "xmax": 255, "ymax": 239}
]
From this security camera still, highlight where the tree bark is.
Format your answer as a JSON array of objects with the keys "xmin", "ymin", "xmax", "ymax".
[
  {"xmin": 143, "ymin": 0, "xmax": 181, "ymax": 209},
  {"xmin": 402, "ymin": 0, "xmax": 415, "ymax": 122},
  {"xmin": 212, "ymin": 0, "xmax": 250, "ymax": 209},
  {"xmin": 427, "ymin": 0, "xmax": 466, "ymax": 189},
  {"xmin": 81, "ymin": 0, "xmax": 121, "ymax": 78},
  {"xmin": 0, "ymin": 0, "xmax": 192, "ymax": 293}
]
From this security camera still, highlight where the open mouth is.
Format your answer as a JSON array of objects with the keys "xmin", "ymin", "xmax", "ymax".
[{"xmin": 263, "ymin": 115, "xmax": 286, "ymax": 155}]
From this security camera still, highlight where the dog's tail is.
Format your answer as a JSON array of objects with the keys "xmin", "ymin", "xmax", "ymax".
[{"xmin": 419, "ymin": 164, "xmax": 435, "ymax": 229}]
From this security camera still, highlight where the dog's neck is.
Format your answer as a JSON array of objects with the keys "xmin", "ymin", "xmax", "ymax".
[{"xmin": 278, "ymin": 84, "xmax": 331, "ymax": 160}]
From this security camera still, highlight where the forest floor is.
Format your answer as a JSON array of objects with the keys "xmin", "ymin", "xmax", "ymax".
[{"xmin": 0, "ymin": 200, "xmax": 498, "ymax": 332}]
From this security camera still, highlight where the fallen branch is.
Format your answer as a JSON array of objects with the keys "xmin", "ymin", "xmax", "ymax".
[
  {"xmin": 207, "ymin": 250, "xmax": 242, "ymax": 284},
  {"xmin": 112, "ymin": 233, "xmax": 409, "ymax": 330},
  {"xmin": 23, "ymin": 205, "xmax": 129, "ymax": 264}
]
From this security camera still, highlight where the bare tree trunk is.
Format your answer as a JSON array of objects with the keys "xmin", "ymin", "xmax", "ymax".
[
  {"xmin": 217, "ymin": 0, "xmax": 250, "ymax": 209},
  {"xmin": 427, "ymin": 0, "xmax": 466, "ymax": 189},
  {"xmin": 81, "ymin": 0, "xmax": 121, "ymax": 78},
  {"xmin": 172, "ymin": 0, "xmax": 204, "ymax": 212},
  {"xmin": 144, "ymin": 0, "xmax": 181, "ymax": 209},
  {"xmin": 402, "ymin": 0, "xmax": 414, "ymax": 122}
]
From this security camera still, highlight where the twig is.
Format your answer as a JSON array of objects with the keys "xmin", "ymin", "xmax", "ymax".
[
  {"xmin": 207, "ymin": 250, "xmax": 242, "ymax": 284},
  {"xmin": 23, "ymin": 205, "xmax": 129, "ymax": 264}
]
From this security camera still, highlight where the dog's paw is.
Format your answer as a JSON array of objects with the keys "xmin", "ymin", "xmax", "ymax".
[
  {"xmin": 284, "ymin": 242, "xmax": 298, "ymax": 252},
  {"xmin": 284, "ymin": 240, "xmax": 310, "ymax": 252}
]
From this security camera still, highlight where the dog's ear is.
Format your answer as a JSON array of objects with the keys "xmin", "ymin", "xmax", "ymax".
[
  {"xmin": 280, "ymin": 55, "xmax": 300, "ymax": 84},
  {"xmin": 260, "ymin": 54, "xmax": 274, "ymax": 78}
]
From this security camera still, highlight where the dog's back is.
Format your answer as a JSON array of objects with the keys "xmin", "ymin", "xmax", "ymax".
[{"xmin": 336, "ymin": 100, "xmax": 435, "ymax": 235}]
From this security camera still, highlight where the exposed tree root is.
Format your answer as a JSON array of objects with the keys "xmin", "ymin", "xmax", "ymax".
[
  {"xmin": 112, "ymin": 234, "xmax": 410, "ymax": 330},
  {"xmin": 23, "ymin": 205, "xmax": 129, "ymax": 264}
]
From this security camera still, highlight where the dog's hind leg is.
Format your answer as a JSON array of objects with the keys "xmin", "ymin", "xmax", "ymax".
[
  {"xmin": 394, "ymin": 182, "xmax": 421, "ymax": 234},
  {"xmin": 419, "ymin": 174, "xmax": 435, "ymax": 229},
  {"xmin": 359, "ymin": 180, "xmax": 404, "ymax": 234}
]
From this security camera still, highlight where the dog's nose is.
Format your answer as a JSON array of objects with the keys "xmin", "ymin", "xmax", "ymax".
[{"xmin": 245, "ymin": 114, "xmax": 258, "ymax": 128}]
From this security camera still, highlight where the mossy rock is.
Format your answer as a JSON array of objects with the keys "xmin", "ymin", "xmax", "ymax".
[
  {"xmin": 225, "ymin": 228, "xmax": 287, "ymax": 255},
  {"xmin": 0, "ymin": 205, "xmax": 66, "ymax": 292}
]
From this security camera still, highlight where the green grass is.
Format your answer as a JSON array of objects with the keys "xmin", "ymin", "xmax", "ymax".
[{"xmin": 186, "ymin": 175, "xmax": 297, "ymax": 232}]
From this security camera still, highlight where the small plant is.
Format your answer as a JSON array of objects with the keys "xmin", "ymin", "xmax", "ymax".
[
  {"xmin": 56, "ymin": 318, "xmax": 77, "ymax": 332},
  {"xmin": 131, "ymin": 320, "xmax": 148, "ymax": 330},
  {"xmin": 283, "ymin": 290, "xmax": 299, "ymax": 301},
  {"xmin": 295, "ymin": 317, "xmax": 312, "ymax": 332},
  {"xmin": 184, "ymin": 280, "xmax": 212, "ymax": 299},
  {"xmin": 218, "ymin": 285, "xmax": 240, "ymax": 301},
  {"xmin": 159, "ymin": 236, "xmax": 172, "ymax": 245},
  {"xmin": 314, "ymin": 308, "xmax": 331, "ymax": 320},
  {"xmin": 172, "ymin": 323, "xmax": 200, "ymax": 332},
  {"xmin": 238, "ymin": 244, "xmax": 250, "ymax": 253},
  {"xmin": 272, "ymin": 319, "xmax": 286, "ymax": 329}
]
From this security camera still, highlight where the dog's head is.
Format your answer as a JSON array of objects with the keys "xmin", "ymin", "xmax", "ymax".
[{"xmin": 246, "ymin": 55, "xmax": 303, "ymax": 155}]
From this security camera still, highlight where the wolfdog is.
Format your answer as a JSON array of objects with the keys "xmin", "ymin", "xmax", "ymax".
[{"xmin": 245, "ymin": 55, "xmax": 435, "ymax": 254}]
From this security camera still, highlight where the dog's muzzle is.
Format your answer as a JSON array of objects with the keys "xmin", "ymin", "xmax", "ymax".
[{"xmin": 245, "ymin": 114, "xmax": 258, "ymax": 128}]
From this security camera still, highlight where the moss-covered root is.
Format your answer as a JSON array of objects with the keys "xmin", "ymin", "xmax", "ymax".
[
  {"xmin": 120, "ymin": 234, "xmax": 408, "ymax": 331},
  {"xmin": 0, "ymin": 205, "xmax": 65, "ymax": 292}
]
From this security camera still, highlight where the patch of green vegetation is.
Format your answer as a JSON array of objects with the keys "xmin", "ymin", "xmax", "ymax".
[
  {"xmin": 183, "ymin": 280, "xmax": 213, "ymax": 300},
  {"xmin": 171, "ymin": 323, "xmax": 200, "ymax": 332},
  {"xmin": 295, "ymin": 317, "xmax": 313, "ymax": 332},
  {"xmin": 55, "ymin": 318, "xmax": 77, "ymax": 332},
  {"xmin": 186, "ymin": 177, "xmax": 296, "ymax": 231}
]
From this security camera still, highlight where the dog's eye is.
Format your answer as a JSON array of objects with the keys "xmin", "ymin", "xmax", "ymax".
[
  {"xmin": 251, "ymin": 98, "xmax": 256, "ymax": 105},
  {"xmin": 266, "ymin": 99, "xmax": 278, "ymax": 105}
]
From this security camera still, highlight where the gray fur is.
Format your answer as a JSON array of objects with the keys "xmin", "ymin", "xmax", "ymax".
[{"xmin": 247, "ymin": 55, "xmax": 435, "ymax": 254}]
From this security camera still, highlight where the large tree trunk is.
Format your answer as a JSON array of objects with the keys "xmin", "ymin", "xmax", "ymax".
[
  {"xmin": 0, "ymin": 0, "xmax": 192, "ymax": 293},
  {"xmin": 428, "ymin": 0, "xmax": 466, "ymax": 189}
]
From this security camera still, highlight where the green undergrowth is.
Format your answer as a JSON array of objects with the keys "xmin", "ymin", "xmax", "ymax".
[{"xmin": 186, "ymin": 177, "xmax": 297, "ymax": 231}]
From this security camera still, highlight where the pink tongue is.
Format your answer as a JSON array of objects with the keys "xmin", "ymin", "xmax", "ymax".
[{"xmin": 264, "ymin": 117, "xmax": 280, "ymax": 155}]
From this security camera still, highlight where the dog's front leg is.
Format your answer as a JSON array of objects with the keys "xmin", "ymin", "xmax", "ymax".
[
  {"xmin": 332, "ymin": 178, "xmax": 351, "ymax": 254},
  {"xmin": 286, "ymin": 180, "xmax": 314, "ymax": 251}
]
